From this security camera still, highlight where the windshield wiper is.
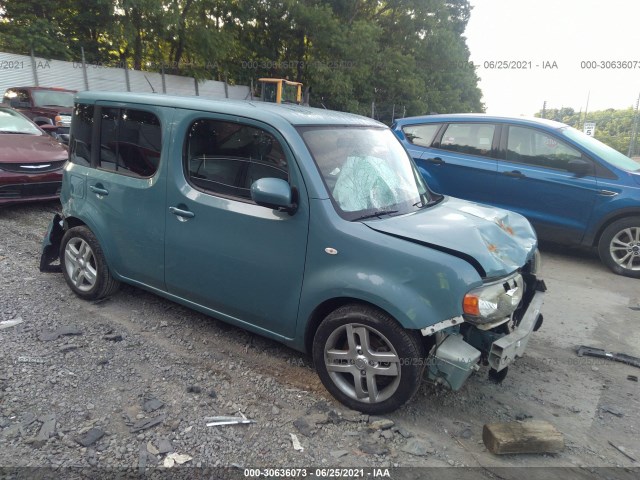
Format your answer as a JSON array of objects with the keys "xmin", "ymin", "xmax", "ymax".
[
  {"xmin": 0, "ymin": 130, "xmax": 30, "ymax": 134},
  {"xmin": 355, "ymin": 209, "xmax": 399, "ymax": 221}
]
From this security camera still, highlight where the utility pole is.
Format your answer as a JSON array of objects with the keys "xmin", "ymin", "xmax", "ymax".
[
  {"xmin": 541, "ymin": 101, "xmax": 547, "ymax": 119},
  {"xmin": 582, "ymin": 91, "xmax": 590, "ymax": 130},
  {"xmin": 628, "ymin": 93, "xmax": 640, "ymax": 157}
]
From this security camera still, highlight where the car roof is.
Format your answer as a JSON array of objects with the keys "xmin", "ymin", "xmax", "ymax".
[
  {"xmin": 394, "ymin": 113, "xmax": 568, "ymax": 130},
  {"xmin": 6, "ymin": 86, "xmax": 77, "ymax": 92},
  {"xmin": 74, "ymin": 91, "xmax": 384, "ymax": 127}
]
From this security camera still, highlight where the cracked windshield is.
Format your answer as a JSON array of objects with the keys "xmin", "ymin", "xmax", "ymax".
[{"xmin": 301, "ymin": 127, "xmax": 430, "ymax": 218}]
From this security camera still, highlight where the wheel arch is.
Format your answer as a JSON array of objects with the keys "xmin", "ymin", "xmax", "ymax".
[
  {"xmin": 587, "ymin": 209, "xmax": 640, "ymax": 247},
  {"xmin": 61, "ymin": 215, "xmax": 120, "ymax": 279},
  {"xmin": 303, "ymin": 297, "xmax": 425, "ymax": 355},
  {"xmin": 63, "ymin": 216, "xmax": 87, "ymax": 230}
]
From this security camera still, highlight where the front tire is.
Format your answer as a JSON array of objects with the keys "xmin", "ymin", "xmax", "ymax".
[
  {"xmin": 60, "ymin": 226, "xmax": 120, "ymax": 300},
  {"xmin": 312, "ymin": 304, "xmax": 426, "ymax": 414},
  {"xmin": 598, "ymin": 217, "xmax": 640, "ymax": 278}
]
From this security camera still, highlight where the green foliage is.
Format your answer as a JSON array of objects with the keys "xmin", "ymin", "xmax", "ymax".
[
  {"xmin": 536, "ymin": 106, "xmax": 638, "ymax": 155},
  {"xmin": 0, "ymin": 0, "xmax": 484, "ymax": 121}
]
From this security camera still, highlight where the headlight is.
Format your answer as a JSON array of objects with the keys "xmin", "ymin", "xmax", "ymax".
[{"xmin": 463, "ymin": 273, "xmax": 524, "ymax": 324}]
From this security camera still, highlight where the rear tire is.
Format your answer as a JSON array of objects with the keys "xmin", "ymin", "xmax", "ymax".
[
  {"xmin": 60, "ymin": 226, "xmax": 120, "ymax": 300},
  {"xmin": 312, "ymin": 304, "xmax": 426, "ymax": 414},
  {"xmin": 598, "ymin": 217, "xmax": 640, "ymax": 278}
]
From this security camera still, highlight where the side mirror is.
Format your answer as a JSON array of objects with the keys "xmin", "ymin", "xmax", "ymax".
[
  {"xmin": 567, "ymin": 159, "xmax": 592, "ymax": 177},
  {"xmin": 35, "ymin": 117, "xmax": 54, "ymax": 126},
  {"xmin": 251, "ymin": 178, "xmax": 297, "ymax": 215}
]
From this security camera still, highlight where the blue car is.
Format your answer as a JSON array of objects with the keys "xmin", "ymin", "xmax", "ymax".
[{"xmin": 392, "ymin": 114, "xmax": 640, "ymax": 278}]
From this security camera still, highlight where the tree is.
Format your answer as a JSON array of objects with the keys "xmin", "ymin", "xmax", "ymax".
[
  {"xmin": 0, "ymin": 0, "xmax": 484, "ymax": 121},
  {"xmin": 536, "ymin": 106, "xmax": 637, "ymax": 154}
]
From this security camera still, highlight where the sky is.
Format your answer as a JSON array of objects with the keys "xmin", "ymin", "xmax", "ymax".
[{"xmin": 464, "ymin": 0, "xmax": 640, "ymax": 116}]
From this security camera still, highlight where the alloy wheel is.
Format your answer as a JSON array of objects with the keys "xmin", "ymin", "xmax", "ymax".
[
  {"xmin": 64, "ymin": 237, "xmax": 98, "ymax": 292},
  {"xmin": 609, "ymin": 227, "xmax": 640, "ymax": 271},
  {"xmin": 324, "ymin": 323, "xmax": 401, "ymax": 404}
]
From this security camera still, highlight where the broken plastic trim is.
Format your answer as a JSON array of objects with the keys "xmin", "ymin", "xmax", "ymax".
[
  {"xmin": 39, "ymin": 213, "xmax": 64, "ymax": 273},
  {"xmin": 576, "ymin": 346, "xmax": 640, "ymax": 369},
  {"xmin": 204, "ymin": 413, "xmax": 255, "ymax": 427},
  {"xmin": 420, "ymin": 316, "xmax": 463, "ymax": 336}
]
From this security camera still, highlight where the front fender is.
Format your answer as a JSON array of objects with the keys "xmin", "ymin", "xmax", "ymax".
[{"xmin": 294, "ymin": 200, "xmax": 482, "ymax": 348}]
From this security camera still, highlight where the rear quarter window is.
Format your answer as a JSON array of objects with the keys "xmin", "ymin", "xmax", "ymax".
[{"xmin": 98, "ymin": 108, "xmax": 162, "ymax": 178}]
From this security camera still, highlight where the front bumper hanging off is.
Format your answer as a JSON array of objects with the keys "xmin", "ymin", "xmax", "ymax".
[
  {"xmin": 487, "ymin": 289, "xmax": 545, "ymax": 372},
  {"xmin": 425, "ymin": 277, "xmax": 546, "ymax": 390}
]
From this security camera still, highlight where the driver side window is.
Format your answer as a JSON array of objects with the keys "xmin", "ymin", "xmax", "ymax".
[
  {"xmin": 506, "ymin": 126, "xmax": 583, "ymax": 171},
  {"xmin": 184, "ymin": 119, "xmax": 288, "ymax": 200}
]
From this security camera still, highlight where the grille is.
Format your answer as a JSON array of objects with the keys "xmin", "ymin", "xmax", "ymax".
[
  {"xmin": 0, "ymin": 160, "xmax": 67, "ymax": 174},
  {"xmin": 0, "ymin": 182, "xmax": 62, "ymax": 199}
]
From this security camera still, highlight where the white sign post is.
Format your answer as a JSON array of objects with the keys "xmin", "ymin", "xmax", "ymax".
[{"xmin": 584, "ymin": 122, "xmax": 596, "ymax": 136}]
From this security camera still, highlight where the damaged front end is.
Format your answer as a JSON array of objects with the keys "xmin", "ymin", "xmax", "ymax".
[{"xmin": 422, "ymin": 256, "xmax": 546, "ymax": 390}]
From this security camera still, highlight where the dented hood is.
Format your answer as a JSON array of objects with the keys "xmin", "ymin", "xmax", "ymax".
[{"xmin": 363, "ymin": 197, "xmax": 537, "ymax": 279}]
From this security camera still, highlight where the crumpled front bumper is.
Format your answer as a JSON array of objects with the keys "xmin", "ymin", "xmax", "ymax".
[
  {"xmin": 426, "ymin": 276, "xmax": 546, "ymax": 390},
  {"xmin": 487, "ymin": 289, "xmax": 545, "ymax": 372}
]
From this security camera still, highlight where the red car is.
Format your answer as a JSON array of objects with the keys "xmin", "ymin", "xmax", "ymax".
[{"xmin": 0, "ymin": 106, "xmax": 68, "ymax": 205}]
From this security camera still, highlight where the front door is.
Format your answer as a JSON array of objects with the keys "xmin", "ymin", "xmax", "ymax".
[
  {"xmin": 495, "ymin": 125, "xmax": 599, "ymax": 243},
  {"xmin": 164, "ymin": 112, "xmax": 309, "ymax": 338}
]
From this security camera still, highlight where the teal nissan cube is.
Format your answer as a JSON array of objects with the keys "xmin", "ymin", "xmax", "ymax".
[{"xmin": 41, "ymin": 92, "xmax": 546, "ymax": 414}]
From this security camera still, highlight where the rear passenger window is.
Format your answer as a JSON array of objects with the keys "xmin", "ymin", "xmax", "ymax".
[
  {"xmin": 70, "ymin": 103, "xmax": 93, "ymax": 166},
  {"xmin": 402, "ymin": 124, "xmax": 440, "ymax": 147},
  {"xmin": 98, "ymin": 108, "xmax": 161, "ymax": 177},
  {"xmin": 184, "ymin": 119, "xmax": 288, "ymax": 200},
  {"xmin": 506, "ymin": 126, "xmax": 582, "ymax": 170},
  {"xmin": 438, "ymin": 123, "xmax": 495, "ymax": 156}
]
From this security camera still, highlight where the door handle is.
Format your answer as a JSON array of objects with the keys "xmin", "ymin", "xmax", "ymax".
[
  {"xmin": 169, "ymin": 206, "xmax": 195, "ymax": 220},
  {"xmin": 597, "ymin": 190, "xmax": 618, "ymax": 197},
  {"xmin": 502, "ymin": 170, "xmax": 526, "ymax": 178},
  {"xmin": 89, "ymin": 185, "xmax": 109, "ymax": 196},
  {"xmin": 426, "ymin": 157, "xmax": 445, "ymax": 165}
]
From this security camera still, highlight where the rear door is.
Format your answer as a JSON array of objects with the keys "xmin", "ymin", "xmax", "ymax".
[
  {"xmin": 495, "ymin": 124, "xmax": 599, "ymax": 243},
  {"xmin": 163, "ymin": 112, "xmax": 309, "ymax": 338},
  {"xmin": 401, "ymin": 121, "xmax": 498, "ymax": 204},
  {"xmin": 74, "ymin": 102, "xmax": 168, "ymax": 288}
]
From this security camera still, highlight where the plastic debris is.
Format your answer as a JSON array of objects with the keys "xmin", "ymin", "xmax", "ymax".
[
  {"xmin": 130, "ymin": 414, "xmax": 166, "ymax": 433},
  {"xmin": 163, "ymin": 453, "xmax": 192, "ymax": 468},
  {"xmin": 147, "ymin": 441, "xmax": 159, "ymax": 455},
  {"xmin": 40, "ymin": 325, "xmax": 82, "ymax": 341},
  {"xmin": 608, "ymin": 441, "xmax": 637, "ymax": 462},
  {"xmin": 205, "ymin": 411, "xmax": 255, "ymax": 427},
  {"xmin": 290, "ymin": 433, "xmax": 304, "ymax": 452},
  {"xmin": 0, "ymin": 318, "xmax": 23, "ymax": 330}
]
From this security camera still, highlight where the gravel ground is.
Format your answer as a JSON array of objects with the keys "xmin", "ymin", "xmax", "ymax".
[{"xmin": 1, "ymin": 201, "xmax": 639, "ymax": 479}]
